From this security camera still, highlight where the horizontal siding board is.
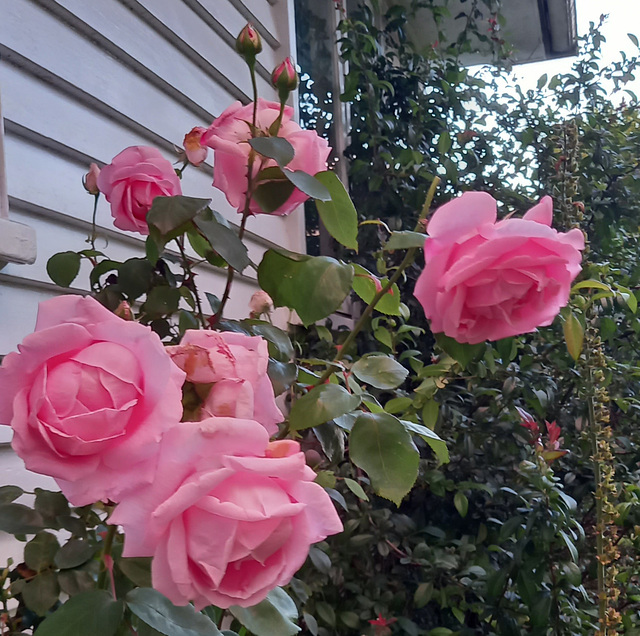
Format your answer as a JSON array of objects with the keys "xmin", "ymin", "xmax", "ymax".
[
  {"xmin": 2, "ymin": 67, "xmax": 302, "ymax": 251},
  {"xmin": 118, "ymin": 0, "xmax": 276, "ymax": 100}
]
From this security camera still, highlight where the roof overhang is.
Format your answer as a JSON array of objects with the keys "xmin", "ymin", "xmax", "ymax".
[{"xmin": 380, "ymin": 0, "xmax": 578, "ymax": 65}]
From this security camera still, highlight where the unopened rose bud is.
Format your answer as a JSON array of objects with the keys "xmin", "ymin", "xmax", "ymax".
[
  {"xmin": 305, "ymin": 449, "xmax": 323, "ymax": 468},
  {"xmin": 272, "ymin": 58, "xmax": 298, "ymax": 93},
  {"xmin": 83, "ymin": 163, "xmax": 101, "ymax": 195},
  {"xmin": 114, "ymin": 300, "xmax": 134, "ymax": 321},
  {"xmin": 235, "ymin": 23, "xmax": 262, "ymax": 61},
  {"xmin": 249, "ymin": 290, "xmax": 273, "ymax": 317},
  {"xmin": 183, "ymin": 127, "xmax": 208, "ymax": 166}
]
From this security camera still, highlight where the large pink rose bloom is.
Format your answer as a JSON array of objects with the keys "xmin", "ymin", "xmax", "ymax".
[
  {"xmin": 414, "ymin": 193, "xmax": 585, "ymax": 344},
  {"xmin": 166, "ymin": 330, "xmax": 283, "ymax": 436},
  {"xmin": 111, "ymin": 419, "xmax": 342, "ymax": 609},
  {"xmin": 97, "ymin": 146, "xmax": 182, "ymax": 235},
  {"xmin": 201, "ymin": 98, "xmax": 330, "ymax": 216},
  {"xmin": 0, "ymin": 295, "xmax": 185, "ymax": 505}
]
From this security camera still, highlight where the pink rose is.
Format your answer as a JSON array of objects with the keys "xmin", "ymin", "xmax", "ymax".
[
  {"xmin": 82, "ymin": 163, "xmax": 101, "ymax": 195},
  {"xmin": 201, "ymin": 99, "xmax": 330, "ymax": 216},
  {"xmin": 97, "ymin": 146, "xmax": 182, "ymax": 235},
  {"xmin": 183, "ymin": 127, "xmax": 208, "ymax": 166},
  {"xmin": 0, "ymin": 295, "xmax": 185, "ymax": 505},
  {"xmin": 414, "ymin": 193, "xmax": 584, "ymax": 344},
  {"xmin": 111, "ymin": 418, "xmax": 342, "ymax": 608},
  {"xmin": 167, "ymin": 330, "xmax": 283, "ymax": 436}
]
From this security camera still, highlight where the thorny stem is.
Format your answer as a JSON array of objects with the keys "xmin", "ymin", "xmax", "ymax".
[
  {"xmin": 97, "ymin": 523, "xmax": 117, "ymax": 592},
  {"xmin": 174, "ymin": 238, "xmax": 207, "ymax": 328},
  {"xmin": 211, "ymin": 60, "xmax": 259, "ymax": 325},
  {"xmin": 88, "ymin": 193, "xmax": 100, "ymax": 265},
  {"xmin": 314, "ymin": 177, "xmax": 440, "ymax": 386}
]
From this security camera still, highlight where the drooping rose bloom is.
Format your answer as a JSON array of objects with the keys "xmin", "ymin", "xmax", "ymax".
[
  {"xmin": 97, "ymin": 146, "xmax": 182, "ymax": 235},
  {"xmin": 110, "ymin": 418, "xmax": 342, "ymax": 609},
  {"xmin": 0, "ymin": 295, "xmax": 185, "ymax": 505},
  {"xmin": 183, "ymin": 127, "xmax": 208, "ymax": 166},
  {"xmin": 201, "ymin": 99, "xmax": 330, "ymax": 216},
  {"xmin": 166, "ymin": 330, "xmax": 283, "ymax": 436},
  {"xmin": 414, "ymin": 193, "xmax": 584, "ymax": 344}
]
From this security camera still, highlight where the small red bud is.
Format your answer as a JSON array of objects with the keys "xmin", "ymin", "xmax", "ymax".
[
  {"xmin": 271, "ymin": 57, "xmax": 298, "ymax": 94},
  {"xmin": 236, "ymin": 23, "xmax": 262, "ymax": 60}
]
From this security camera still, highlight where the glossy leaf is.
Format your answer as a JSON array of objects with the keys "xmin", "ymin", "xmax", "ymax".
[
  {"xmin": 562, "ymin": 310, "xmax": 583, "ymax": 361},
  {"xmin": 401, "ymin": 420, "xmax": 449, "ymax": 464},
  {"xmin": 25, "ymin": 532, "xmax": 60, "ymax": 571},
  {"xmin": 0, "ymin": 503, "xmax": 44, "ymax": 534},
  {"xmin": 289, "ymin": 384, "xmax": 361, "ymax": 431},
  {"xmin": 23, "ymin": 571, "xmax": 60, "ymax": 616},
  {"xmin": 344, "ymin": 477, "xmax": 369, "ymax": 501},
  {"xmin": 435, "ymin": 334, "xmax": 485, "ymax": 369},
  {"xmin": 147, "ymin": 196, "xmax": 209, "ymax": 236},
  {"xmin": 47, "ymin": 252, "xmax": 81, "ymax": 288},
  {"xmin": 351, "ymin": 264, "xmax": 400, "ymax": 316},
  {"xmin": 230, "ymin": 587, "xmax": 300, "ymax": 636},
  {"xmin": 249, "ymin": 137, "xmax": 295, "ymax": 166},
  {"xmin": 55, "ymin": 539, "xmax": 95, "ymax": 570},
  {"xmin": 351, "ymin": 355, "xmax": 408, "ymax": 389},
  {"xmin": 193, "ymin": 208, "xmax": 250, "ymax": 272},
  {"xmin": 349, "ymin": 412, "xmax": 419, "ymax": 505},
  {"xmin": 258, "ymin": 250, "xmax": 353, "ymax": 326},
  {"xmin": 283, "ymin": 169, "xmax": 331, "ymax": 201},
  {"xmin": 126, "ymin": 588, "xmax": 221, "ymax": 636},
  {"xmin": 314, "ymin": 171, "xmax": 359, "ymax": 250},
  {"xmin": 0, "ymin": 485, "xmax": 24, "ymax": 504},
  {"xmin": 35, "ymin": 590, "xmax": 124, "ymax": 636},
  {"xmin": 384, "ymin": 231, "xmax": 426, "ymax": 250}
]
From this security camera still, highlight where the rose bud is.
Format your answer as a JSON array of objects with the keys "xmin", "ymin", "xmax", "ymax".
[
  {"xmin": 235, "ymin": 23, "xmax": 262, "ymax": 61},
  {"xmin": 271, "ymin": 57, "xmax": 298, "ymax": 95},
  {"xmin": 83, "ymin": 163, "xmax": 101, "ymax": 195},
  {"xmin": 114, "ymin": 300, "xmax": 134, "ymax": 321},
  {"xmin": 249, "ymin": 290, "xmax": 274, "ymax": 317},
  {"xmin": 182, "ymin": 127, "xmax": 208, "ymax": 166}
]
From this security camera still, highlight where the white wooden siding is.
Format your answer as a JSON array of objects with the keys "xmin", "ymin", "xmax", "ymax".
[{"xmin": 0, "ymin": 0, "xmax": 302, "ymax": 545}]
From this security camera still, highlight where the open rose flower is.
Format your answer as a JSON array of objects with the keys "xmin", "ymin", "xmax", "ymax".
[
  {"xmin": 167, "ymin": 330, "xmax": 283, "ymax": 436},
  {"xmin": 201, "ymin": 99, "xmax": 330, "ymax": 216},
  {"xmin": 0, "ymin": 295, "xmax": 185, "ymax": 505},
  {"xmin": 111, "ymin": 418, "xmax": 343, "ymax": 608},
  {"xmin": 97, "ymin": 146, "xmax": 182, "ymax": 235},
  {"xmin": 414, "ymin": 193, "xmax": 584, "ymax": 344}
]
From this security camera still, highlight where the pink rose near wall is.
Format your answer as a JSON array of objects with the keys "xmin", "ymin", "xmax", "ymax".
[
  {"xmin": 111, "ymin": 420, "xmax": 342, "ymax": 609},
  {"xmin": 201, "ymin": 99, "xmax": 331, "ymax": 216},
  {"xmin": 414, "ymin": 192, "xmax": 585, "ymax": 344},
  {"xmin": 97, "ymin": 146, "xmax": 182, "ymax": 234},
  {"xmin": 0, "ymin": 295, "xmax": 185, "ymax": 506}
]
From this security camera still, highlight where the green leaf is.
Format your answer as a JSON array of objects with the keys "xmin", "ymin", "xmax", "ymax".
[
  {"xmin": 57, "ymin": 570, "xmax": 96, "ymax": 597},
  {"xmin": 401, "ymin": 420, "xmax": 449, "ymax": 464},
  {"xmin": 249, "ymin": 137, "xmax": 295, "ymax": 166},
  {"xmin": 23, "ymin": 571, "xmax": 60, "ymax": 616},
  {"xmin": 126, "ymin": 588, "xmax": 221, "ymax": 636},
  {"xmin": 253, "ymin": 179, "xmax": 296, "ymax": 214},
  {"xmin": 267, "ymin": 359, "xmax": 298, "ymax": 396},
  {"xmin": 343, "ymin": 477, "xmax": 369, "ymax": 501},
  {"xmin": 349, "ymin": 412, "xmax": 419, "ymax": 505},
  {"xmin": 562, "ymin": 310, "xmax": 583, "ymax": 361},
  {"xmin": 289, "ymin": 384, "xmax": 361, "ymax": 431},
  {"xmin": 454, "ymin": 491, "xmax": 469, "ymax": 518},
  {"xmin": 384, "ymin": 231, "xmax": 426, "ymax": 250},
  {"xmin": 313, "ymin": 422, "xmax": 345, "ymax": 463},
  {"xmin": 243, "ymin": 321, "xmax": 294, "ymax": 362},
  {"xmin": 435, "ymin": 334, "xmax": 484, "ymax": 369},
  {"xmin": 118, "ymin": 258, "xmax": 155, "ymax": 300},
  {"xmin": 0, "ymin": 503, "xmax": 44, "ymax": 534},
  {"xmin": 571, "ymin": 279, "xmax": 611, "ymax": 293},
  {"xmin": 230, "ymin": 587, "xmax": 300, "ymax": 636},
  {"xmin": 193, "ymin": 208, "xmax": 250, "ymax": 272},
  {"xmin": 0, "ymin": 485, "xmax": 24, "ymax": 504},
  {"xmin": 258, "ymin": 250, "xmax": 353, "ymax": 326},
  {"xmin": 55, "ymin": 539, "xmax": 95, "ymax": 569},
  {"xmin": 35, "ymin": 590, "xmax": 124, "ymax": 636},
  {"xmin": 118, "ymin": 557, "xmax": 152, "ymax": 588},
  {"xmin": 351, "ymin": 355, "xmax": 408, "ymax": 389},
  {"xmin": 47, "ymin": 252, "xmax": 81, "ymax": 287},
  {"xmin": 422, "ymin": 400, "xmax": 439, "ymax": 429},
  {"xmin": 282, "ymin": 170, "xmax": 331, "ymax": 201},
  {"xmin": 629, "ymin": 33, "xmax": 640, "ymax": 48},
  {"xmin": 147, "ymin": 196, "xmax": 210, "ymax": 236},
  {"xmin": 352, "ymin": 264, "xmax": 401, "ymax": 316},
  {"xmin": 314, "ymin": 171, "xmax": 358, "ymax": 250},
  {"xmin": 34, "ymin": 489, "xmax": 70, "ymax": 526},
  {"xmin": 25, "ymin": 532, "xmax": 60, "ymax": 571},
  {"xmin": 438, "ymin": 130, "xmax": 452, "ymax": 154},
  {"xmin": 559, "ymin": 529, "xmax": 579, "ymax": 562},
  {"xmin": 143, "ymin": 287, "xmax": 181, "ymax": 317}
]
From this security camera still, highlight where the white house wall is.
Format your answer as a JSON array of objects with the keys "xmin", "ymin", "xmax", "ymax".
[{"xmin": 0, "ymin": 0, "xmax": 302, "ymax": 554}]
